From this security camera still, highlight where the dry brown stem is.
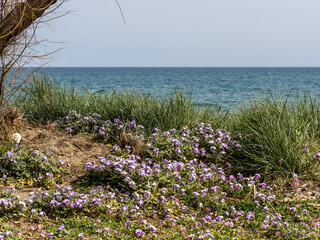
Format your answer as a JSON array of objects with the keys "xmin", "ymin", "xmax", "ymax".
[
  {"xmin": 119, "ymin": 130, "xmax": 147, "ymax": 157},
  {"xmin": 0, "ymin": 105, "xmax": 23, "ymax": 141}
]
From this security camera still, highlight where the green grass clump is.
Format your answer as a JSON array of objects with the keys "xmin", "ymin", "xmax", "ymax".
[{"xmin": 229, "ymin": 94, "xmax": 320, "ymax": 180}]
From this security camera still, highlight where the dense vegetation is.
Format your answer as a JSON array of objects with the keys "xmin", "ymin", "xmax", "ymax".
[
  {"xmin": 0, "ymin": 76, "xmax": 319, "ymax": 239},
  {"xmin": 18, "ymin": 76, "xmax": 320, "ymax": 180}
]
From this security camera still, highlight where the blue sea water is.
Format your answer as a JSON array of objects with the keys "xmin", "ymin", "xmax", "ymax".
[{"xmin": 36, "ymin": 67, "xmax": 320, "ymax": 109}]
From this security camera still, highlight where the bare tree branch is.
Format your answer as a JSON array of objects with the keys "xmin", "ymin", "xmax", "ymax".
[
  {"xmin": 0, "ymin": 0, "xmax": 64, "ymax": 106},
  {"xmin": 0, "ymin": 0, "xmax": 59, "ymax": 54}
]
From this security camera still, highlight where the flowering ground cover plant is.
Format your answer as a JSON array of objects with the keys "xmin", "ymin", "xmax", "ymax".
[
  {"xmin": 0, "ymin": 145, "xmax": 64, "ymax": 187},
  {"xmin": 147, "ymin": 122, "xmax": 242, "ymax": 163},
  {"xmin": 54, "ymin": 111, "xmax": 145, "ymax": 147},
  {"xmin": 0, "ymin": 115, "xmax": 320, "ymax": 239},
  {"xmin": 54, "ymin": 112, "xmax": 242, "ymax": 164},
  {"xmin": 0, "ymin": 160, "xmax": 320, "ymax": 239}
]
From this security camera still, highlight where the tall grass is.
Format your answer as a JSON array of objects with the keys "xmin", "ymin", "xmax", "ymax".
[
  {"xmin": 16, "ymin": 75, "xmax": 320, "ymax": 180},
  {"xmin": 228, "ymin": 94, "xmax": 320, "ymax": 180},
  {"xmin": 17, "ymin": 75, "xmax": 225, "ymax": 135}
]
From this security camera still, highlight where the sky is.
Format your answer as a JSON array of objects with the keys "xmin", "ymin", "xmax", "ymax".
[{"xmin": 37, "ymin": 0, "xmax": 320, "ymax": 67}]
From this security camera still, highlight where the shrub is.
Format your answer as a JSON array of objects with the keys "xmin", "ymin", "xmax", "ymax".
[
  {"xmin": 229, "ymin": 95, "xmax": 320, "ymax": 180},
  {"xmin": 0, "ymin": 145, "xmax": 64, "ymax": 187}
]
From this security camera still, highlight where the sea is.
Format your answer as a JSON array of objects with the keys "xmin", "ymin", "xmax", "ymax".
[{"xmin": 35, "ymin": 67, "xmax": 320, "ymax": 110}]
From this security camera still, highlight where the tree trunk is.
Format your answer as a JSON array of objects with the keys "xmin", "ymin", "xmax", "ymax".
[{"xmin": 0, "ymin": 0, "xmax": 57, "ymax": 55}]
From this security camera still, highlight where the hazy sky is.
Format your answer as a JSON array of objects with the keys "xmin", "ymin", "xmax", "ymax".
[{"xmin": 37, "ymin": 0, "xmax": 320, "ymax": 67}]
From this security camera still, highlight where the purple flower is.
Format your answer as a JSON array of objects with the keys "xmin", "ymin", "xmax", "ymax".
[
  {"xmin": 215, "ymin": 215, "xmax": 223, "ymax": 222},
  {"xmin": 164, "ymin": 208, "xmax": 171, "ymax": 213},
  {"xmin": 254, "ymin": 174, "xmax": 261, "ymax": 180},
  {"xmin": 114, "ymin": 118, "xmax": 121, "ymax": 124},
  {"xmin": 125, "ymin": 220, "xmax": 133, "ymax": 226},
  {"xmin": 143, "ymin": 191, "xmax": 151, "ymax": 199},
  {"xmin": 149, "ymin": 225, "xmax": 157, "ymax": 233},
  {"xmin": 173, "ymin": 184, "xmax": 180, "ymax": 190},
  {"xmin": 57, "ymin": 159, "xmax": 65, "ymax": 167},
  {"xmin": 210, "ymin": 146, "xmax": 216, "ymax": 153},
  {"xmin": 200, "ymin": 148, "xmax": 206, "ymax": 156},
  {"xmin": 4, "ymin": 231, "xmax": 12, "ymax": 237},
  {"xmin": 92, "ymin": 113, "xmax": 101, "ymax": 118},
  {"xmin": 315, "ymin": 152, "xmax": 320, "ymax": 160},
  {"xmin": 139, "ymin": 219, "xmax": 147, "ymax": 225},
  {"xmin": 98, "ymin": 129, "xmax": 105, "ymax": 135},
  {"xmin": 120, "ymin": 205, "xmax": 128, "ymax": 213},
  {"xmin": 192, "ymin": 148, "xmax": 199, "ymax": 154},
  {"xmin": 246, "ymin": 211, "xmax": 255, "ymax": 219},
  {"xmin": 45, "ymin": 172, "xmax": 52, "ymax": 178},
  {"xmin": 163, "ymin": 131, "xmax": 171, "ymax": 137},
  {"xmin": 187, "ymin": 234, "xmax": 194, "ymax": 240},
  {"xmin": 220, "ymin": 150, "xmax": 226, "ymax": 155},
  {"xmin": 77, "ymin": 233, "xmax": 85, "ymax": 239},
  {"xmin": 172, "ymin": 138, "xmax": 181, "ymax": 147},
  {"xmin": 161, "ymin": 188, "xmax": 167, "ymax": 194},
  {"xmin": 85, "ymin": 162, "xmax": 92, "ymax": 170},
  {"xmin": 175, "ymin": 147, "xmax": 181, "ymax": 154},
  {"xmin": 99, "ymin": 157, "xmax": 106, "ymax": 164},
  {"xmin": 50, "ymin": 146, "xmax": 57, "ymax": 154},
  {"xmin": 104, "ymin": 227, "xmax": 110, "ymax": 234},
  {"xmin": 4, "ymin": 152, "xmax": 13, "ymax": 159},
  {"xmin": 135, "ymin": 229, "xmax": 145, "ymax": 238},
  {"xmin": 192, "ymin": 192, "xmax": 200, "ymax": 198},
  {"xmin": 153, "ymin": 148, "xmax": 159, "ymax": 155},
  {"xmin": 128, "ymin": 120, "xmax": 137, "ymax": 130},
  {"xmin": 125, "ymin": 145, "xmax": 131, "ymax": 152},
  {"xmin": 31, "ymin": 150, "xmax": 40, "ymax": 156},
  {"xmin": 58, "ymin": 225, "xmax": 65, "ymax": 231},
  {"xmin": 48, "ymin": 232, "xmax": 54, "ymax": 238},
  {"xmin": 113, "ymin": 146, "xmax": 120, "ymax": 152}
]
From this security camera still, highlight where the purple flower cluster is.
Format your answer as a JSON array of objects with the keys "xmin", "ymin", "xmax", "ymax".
[
  {"xmin": 31, "ymin": 185, "xmax": 111, "ymax": 213},
  {"xmin": 0, "ymin": 146, "xmax": 64, "ymax": 186},
  {"xmin": 149, "ymin": 122, "xmax": 242, "ymax": 162},
  {"xmin": 82, "ymin": 152, "xmax": 291, "ymax": 235},
  {"xmin": 54, "ymin": 113, "xmax": 145, "ymax": 147}
]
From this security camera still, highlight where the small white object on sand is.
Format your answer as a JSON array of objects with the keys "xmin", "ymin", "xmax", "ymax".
[{"xmin": 12, "ymin": 133, "xmax": 22, "ymax": 144}]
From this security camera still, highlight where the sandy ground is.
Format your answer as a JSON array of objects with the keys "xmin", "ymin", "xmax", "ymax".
[{"xmin": 7, "ymin": 124, "xmax": 111, "ymax": 197}]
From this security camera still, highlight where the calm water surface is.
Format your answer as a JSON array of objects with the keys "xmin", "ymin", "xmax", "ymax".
[{"xmin": 36, "ymin": 67, "xmax": 320, "ymax": 109}]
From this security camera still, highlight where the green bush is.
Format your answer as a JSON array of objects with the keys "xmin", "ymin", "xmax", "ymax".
[
  {"xmin": 228, "ymin": 94, "xmax": 320, "ymax": 180},
  {"xmin": 0, "ymin": 145, "xmax": 64, "ymax": 187}
]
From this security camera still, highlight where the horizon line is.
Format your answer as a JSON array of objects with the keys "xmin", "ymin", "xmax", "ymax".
[{"xmin": 25, "ymin": 66, "xmax": 320, "ymax": 68}]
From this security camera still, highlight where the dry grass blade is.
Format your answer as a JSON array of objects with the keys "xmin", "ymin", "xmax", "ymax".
[{"xmin": 119, "ymin": 130, "xmax": 147, "ymax": 157}]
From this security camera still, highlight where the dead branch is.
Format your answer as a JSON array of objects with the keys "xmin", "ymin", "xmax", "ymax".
[{"xmin": 0, "ymin": 0, "xmax": 59, "ymax": 55}]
